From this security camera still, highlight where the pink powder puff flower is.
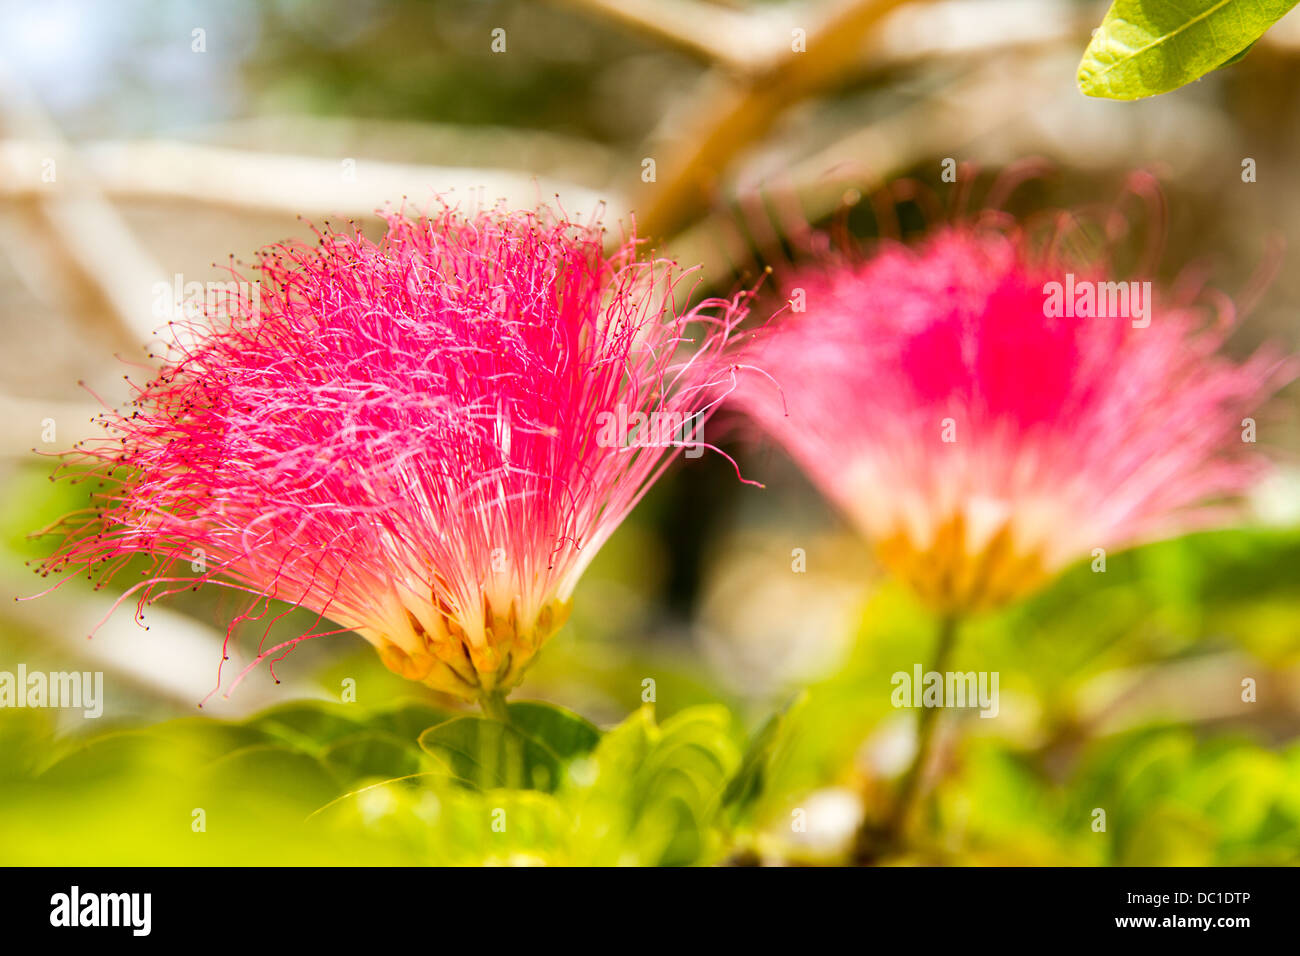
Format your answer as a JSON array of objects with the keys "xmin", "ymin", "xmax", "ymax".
[
  {"xmin": 35, "ymin": 206, "xmax": 756, "ymax": 704},
  {"xmin": 738, "ymin": 220, "xmax": 1295, "ymax": 616}
]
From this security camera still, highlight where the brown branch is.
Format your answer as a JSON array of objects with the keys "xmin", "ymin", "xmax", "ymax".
[
  {"xmin": 0, "ymin": 61, "xmax": 168, "ymax": 350},
  {"xmin": 660, "ymin": 53, "xmax": 1065, "ymax": 285},
  {"xmin": 632, "ymin": 0, "xmax": 922, "ymax": 242},
  {"xmin": 0, "ymin": 139, "xmax": 610, "ymax": 220},
  {"xmin": 558, "ymin": 0, "xmax": 769, "ymax": 73}
]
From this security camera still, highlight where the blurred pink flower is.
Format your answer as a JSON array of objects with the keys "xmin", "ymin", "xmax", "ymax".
[
  {"xmin": 739, "ymin": 223, "xmax": 1295, "ymax": 614},
  {"xmin": 38, "ymin": 206, "xmax": 754, "ymax": 701}
]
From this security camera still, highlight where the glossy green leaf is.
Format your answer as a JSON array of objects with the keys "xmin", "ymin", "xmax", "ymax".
[
  {"xmin": 418, "ymin": 716, "xmax": 562, "ymax": 791},
  {"xmin": 201, "ymin": 744, "xmax": 342, "ymax": 808},
  {"xmin": 505, "ymin": 700, "xmax": 601, "ymax": 760},
  {"xmin": 0, "ymin": 708, "xmax": 55, "ymax": 780},
  {"xmin": 248, "ymin": 701, "xmax": 367, "ymax": 752},
  {"xmin": 722, "ymin": 694, "xmax": 805, "ymax": 825},
  {"xmin": 368, "ymin": 701, "xmax": 454, "ymax": 741},
  {"xmin": 1078, "ymin": 0, "xmax": 1298, "ymax": 100},
  {"xmin": 38, "ymin": 731, "xmax": 189, "ymax": 787},
  {"xmin": 561, "ymin": 705, "xmax": 737, "ymax": 865},
  {"xmin": 148, "ymin": 716, "xmax": 274, "ymax": 760},
  {"xmin": 321, "ymin": 731, "xmax": 425, "ymax": 784}
]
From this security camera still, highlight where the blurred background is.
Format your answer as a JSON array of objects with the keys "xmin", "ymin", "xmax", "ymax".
[{"xmin": 0, "ymin": 0, "xmax": 1298, "ymax": 865}]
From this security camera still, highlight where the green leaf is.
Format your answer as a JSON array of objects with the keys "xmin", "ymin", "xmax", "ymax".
[
  {"xmin": 321, "ymin": 731, "xmax": 425, "ymax": 784},
  {"xmin": 505, "ymin": 700, "xmax": 601, "ymax": 760},
  {"xmin": 201, "ymin": 744, "xmax": 342, "ymax": 809},
  {"xmin": 1078, "ymin": 0, "xmax": 1299, "ymax": 100},
  {"xmin": 722, "ymin": 694, "xmax": 805, "ymax": 825},
  {"xmin": 147, "ymin": 716, "xmax": 274, "ymax": 760},
  {"xmin": 418, "ymin": 716, "xmax": 562, "ymax": 791},
  {"xmin": 369, "ymin": 701, "xmax": 454, "ymax": 741},
  {"xmin": 640, "ymin": 708, "xmax": 738, "ymax": 865},
  {"xmin": 0, "ymin": 708, "xmax": 56, "ymax": 780},
  {"xmin": 649, "ymin": 707, "xmax": 737, "ymax": 805},
  {"xmin": 247, "ymin": 701, "xmax": 366, "ymax": 753},
  {"xmin": 413, "ymin": 702, "xmax": 600, "ymax": 792},
  {"xmin": 1218, "ymin": 39, "xmax": 1257, "ymax": 68},
  {"xmin": 39, "ymin": 731, "xmax": 189, "ymax": 787},
  {"xmin": 565, "ymin": 705, "xmax": 738, "ymax": 864}
]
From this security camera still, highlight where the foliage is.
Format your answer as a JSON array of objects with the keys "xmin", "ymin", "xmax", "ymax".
[
  {"xmin": 2, "ymin": 523, "xmax": 1297, "ymax": 865},
  {"xmin": 1079, "ymin": 0, "xmax": 1300, "ymax": 99},
  {"xmin": 0, "ymin": 698, "xmax": 742, "ymax": 866}
]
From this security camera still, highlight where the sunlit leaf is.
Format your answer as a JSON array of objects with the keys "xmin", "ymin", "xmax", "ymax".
[
  {"xmin": 723, "ymin": 693, "xmax": 805, "ymax": 826},
  {"xmin": 201, "ymin": 744, "xmax": 341, "ymax": 808},
  {"xmin": 1078, "ymin": 0, "xmax": 1299, "ymax": 100},
  {"xmin": 368, "ymin": 700, "xmax": 454, "ymax": 741},
  {"xmin": 505, "ymin": 700, "xmax": 601, "ymax": 760},
  {"xmin": 322, "ymin": 731, "xmax": 425, "ymax": 783},
  {"xmin": 248, "ymin": 701, "xmax": 367, "ymax": 752},
  {"xmin": 418, "ymin": 716, "xmax": 562, "ymax": 791}
]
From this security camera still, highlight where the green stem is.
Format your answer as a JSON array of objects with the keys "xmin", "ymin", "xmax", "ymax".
[
  {"xmin": 478, "ymin": 689, "xmax": 510, "ymax": 723},
  {"xmin": 883, "ymin": 613, "xmax": 960, "ymax": 847}
]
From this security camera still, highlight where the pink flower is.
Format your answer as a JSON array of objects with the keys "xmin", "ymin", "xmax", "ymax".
[
  {"xmin": 739, "ymin": 222, "xmax": 1295, "ymax": 614},
  {"xmin": 38, "ymin": 206, "xmax": 754, "ymax": 701}
]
